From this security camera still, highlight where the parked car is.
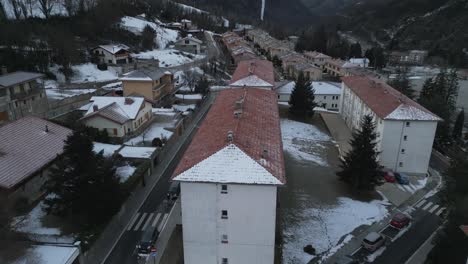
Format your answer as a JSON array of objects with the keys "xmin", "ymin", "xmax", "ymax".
[
  {"xmin": 362, "ymin": 232, "xmax": 385, "ymax": 252},
  {"xmin": 390, "ymin": 213, "xmax": 411, "ymax": 229},
  {"xmin": 383, "ymin": 171, "xmax": 396, "ymax": 183},
  {"xmin": 335, "ymin": 255, "xmax": 359, "ymax": 264},
  {"xmin": 167, "ymin": 181, "xmax": 180, "ymax": 201},
  {"xmin": 395, "ymin": 172, "xmax": 409, "ymax": 185},
  {"xmin": 136, "ymin": 227, "xmax": 160, "ymax": 259}
]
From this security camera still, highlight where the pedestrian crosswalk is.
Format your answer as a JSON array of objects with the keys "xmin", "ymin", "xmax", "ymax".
[
  {"xmin": 127, "ymin": 212, "xmax": 169, "ymax": 232},
  {"xmin": 395, "ymin": 183, "xmax": 420, "ymax": 193},
  {"xmin": 415, "ymin": 199, "xmax": 445, "ymax": 216}
]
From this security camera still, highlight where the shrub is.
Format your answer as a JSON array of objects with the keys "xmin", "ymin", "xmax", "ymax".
[{"xmin": 97, "ymin": 63, "xmax": 108, "ymax": 71}]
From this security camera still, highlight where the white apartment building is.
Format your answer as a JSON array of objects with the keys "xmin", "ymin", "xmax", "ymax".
[
  {"xmin": 172, "ymin": 87, "xmax": 286, "ymax": 264},
  {"xmin": 275, "ymin": 81, "xmax": 341, "ymax": 111},
  {"xmin": 340, "ymin": 76, "xmax": 441, "ymax": 175}
]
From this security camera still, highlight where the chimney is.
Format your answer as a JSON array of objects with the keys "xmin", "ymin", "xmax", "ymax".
[
  {"xmin": 93, "ymin": 105, "xmax": 99, "ymax": 112},
  {"xmin": 124, "ymin": 98, "xmax": 134, "ymax": 105},
  {"xmin": 227, "ymin": 131, "xmax": 234, "ymax": 142},
  {"xmin": 45, "ymin": 125, "xmax": 49, "ymax": 133},
  {"xmin": 235, "ymin": 98, "xmax": 244, "ymax": 109},
  {"xmin": 234, "ymin": 109, "xmax": 242, "ymax": 118},
  {"xmin": 262, "ymin": 149, "xmax": 268, "ymax": 159}
]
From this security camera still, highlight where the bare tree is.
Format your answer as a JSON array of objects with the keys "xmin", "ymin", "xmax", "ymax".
[
  {"xmin": 38, "ymin": 0, "xmax": 55, "ymax": 18},
  {"xmin": 62, "ymin": 0, "xmax": 75, "ymax": 16},
  {"xmin": 183, "ymin": 68, "xmax": 201, "ymax": 93},
  {"xmin": 8, "ymin": 0, "xmax": 23, "ymax": 19},
  {"xmin": 24, "ymin": 0, "xmax": 35, "ymax": 17}
]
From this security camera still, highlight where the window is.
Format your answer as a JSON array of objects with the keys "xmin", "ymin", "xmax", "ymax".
[
  {"xmin": 222, "ymin": 258, "xmax": 228, "ymax": 264},
  {"xmin": 221, "ymin": 234, "xmax": 228, "ymax": 243},
  {"xmin": 399, "ymin": 162, "xmax": 403, "ymax": 167},
  {"xmin": 404, "ymin": 135, "xmax": 408, "ymax": 141},
  {"xmin": 113, "ymin": 128, "xmax": 118, "ymax": 135},
  {"xmin": 324, "ymin": 96, "xmax": 327, "ymax": 99},
  {"xmin": 185, "ymin": 40, "xmax": 190, "ymax": 44},
  {"xmin": 221, "ymin": 184, "xmax": 228, "ymax": 194},
  {"xmin": 401, "ymin": 149, "xmax": 405, "ymax": 154},
  {"xmin": 221, "ymin": 210, "xmax": 228, "ymax": 219},
  {"xmin": 406, "ymin": 122, "xmax": 410, "ymax": 127}
]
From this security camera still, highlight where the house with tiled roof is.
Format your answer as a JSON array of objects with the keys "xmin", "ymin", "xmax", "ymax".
[
  {"xmin": 324, "ymin": 59, "xmax": 359, "ymax": 77},
  {"xmin": 340, "ymin": 76, "xmax": 441, "ymax": 174},
  {"xmin": 92, "ymin": 44, "xmax": 131, "ymax": 64},
  {"xmin": 303, "ymin": 51, "xmax": 332, "ymax": 67},
  {"xmin": 0, "ymin": 116, "xmax": 71, "ymax": 203},
  {"xmin": 172, "ymin": 87, "xmax": 285, "ymax": 264},
  {"xmin": 229, "ymin": 59, "xmax": 275, "ymax": 89},
  {"xmin": 289, "ymin": 62, "xmax": 323, "ymax": 81},
  {"xmin": 80, "ymin": 96, "xmax": 152, "ymax": 138}
]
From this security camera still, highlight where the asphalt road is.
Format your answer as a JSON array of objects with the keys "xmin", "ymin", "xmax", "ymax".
[{"xmin": 103, "ymin": 98, "xmax": 213, "ymax": 264}]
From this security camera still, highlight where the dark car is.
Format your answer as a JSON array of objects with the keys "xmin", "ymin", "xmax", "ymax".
[
  {"xmin": 167, "ymin": 181, "xmax": 180, "ymax": 200},
  {"xmin": 136, "ymin": 227, "xmax": 160, "ymax": 258},
  {"xmin": 383, "ymin": 171, "xmax": 396, "ymax": 183},
  {"xmin": 390, "ymin": 213, "xmax": 411, "ymax": 229},
  {"xmin": 335, "ymin": 255, "xmax": 359, "ymax": 264},
  {"xmin": 395, "ymin": 172, "xmax": 409, "ymax": 185}
]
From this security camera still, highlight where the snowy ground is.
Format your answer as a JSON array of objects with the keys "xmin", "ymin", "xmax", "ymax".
[
  {"xmin": 125, "ymin": 121, "xmax": 175, "ymax": 146},
  {"xmin": 280, "ymin": 118, "xmax": 331, "ymax": 166},
  {"xmin": 152, "ymin": 107, "xmax": 177, "ymax": 116},
  {"xmin": 175, "ymin": 94, "xmax": 203, "ymax": 100},
  {"xmin": 132, "ymin": 49, "xmax": 205, "ymax": 67},
  {"xmin": 13, "ymin": 201, "xmax": 62, "ymax": 236},
  {"xmin": 46, "ymin": 88, "xmax": 96, "ymax": 100},
  {"xmin": 282, "ymin": 196, "xmax": 390, "ymax": 263},
  {"xmin": 116, "ymin": 164, "xmax": 137, "ymax": 183},
  {"xmin": 102, "ymin": 81, "xmax": 123, "ymax": 90},
  {"xmin": 119, "ymin": 16, "xmax": 179, "ymax": 49},
  {"xmin": 50, "ymin": 63, "xmax": 119, "ymax": 83},
  {"xmin": 11, "ymin": 244, "xmax": 79, "ymax": 264},
  {"xmin": 173, "ymin": 104, "xmax": 196, "ymax": 112}
]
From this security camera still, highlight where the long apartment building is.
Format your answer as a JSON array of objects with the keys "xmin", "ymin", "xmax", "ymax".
[
  {"xmin": 340, "ymin": 76, "xmax": 441, "ymax": 174},
  {"xmin": 172, "ymin": 60, "xmax": 285, "ymax": 264}
]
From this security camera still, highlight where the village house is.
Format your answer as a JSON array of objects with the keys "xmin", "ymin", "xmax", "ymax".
[
  {"xmin": 172, "ymin": 87, "xmax": 285, "ymax": 264},
  {"xmin": 275, "ymin": 81, "xmax": 341, "ymax": 111},
  {"xmin": 92, "ymin": 44, "xmax": 131, "ymax": 64},
  {"xmin": 221, "ymin": 32, "xmax": 257, "ymax": 66},
  {"xmin": 303, "ymin": 51, "xmax": 332, "ymax": 68},
  {"xmin": 289, "ymin": 63, "xmax": 323, "ymax": 81},
  {"xmin": 0, "ymin": 71, "xmax": 48, "ymax": 123},
  {"xmin": 80, "ymin": 96, "xmax": 153, "ymax": 138},
  {"xmin": 174, "ymin": 34, "xmax": 204, "ymax": 54},
  {"xmin": 181, "ymin": 19, "xmax": 193, "ymax": 30},
  {"xmin": 0, "ymin": 116, "xmax": 71, "ymax": 203},
  {"xmin": 120, "ymin": 69, "xmax": 175, "ymax": 106},
  {"xmin": 229, "ymin": 59, "xmax": 275, "ymax": 89},
  {"xmin": 388, "ymin": 50, "xmax": 428, "ymax": 65},
  {"xmin": 324, "ymin": 59, "xmax": 359, "ymax": 77},
  {"xmin": 279, "ymin": 52, "xmax": 308, "ymax": 74},
  {"xmin": 340, "ymin": 76, "xmax": 441, "ymax": 174}
]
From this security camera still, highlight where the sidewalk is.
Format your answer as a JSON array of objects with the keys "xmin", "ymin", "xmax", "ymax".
[
  {"xmin": 316, "ymin": 169, "xmax": 441, "ymax": 264},
  {"xmin": 319, "ymin": 112, "xmax": 352, "ymax": 157}
]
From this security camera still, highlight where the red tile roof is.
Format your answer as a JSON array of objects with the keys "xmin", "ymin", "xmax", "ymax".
[
  {"xmin": 0, "ymin": 116, "xmax": 72, "ymax": 189},
  {"xmin": 229, "ymin": 59, "xmax": 275, "ymax": 86},
  {"xmin": 342, "ymin": 76, "xmax": 440, "ymax": 120},
  {"xmin": 172, "ymin": 88, "xmax": 285, "ymax": 184}
]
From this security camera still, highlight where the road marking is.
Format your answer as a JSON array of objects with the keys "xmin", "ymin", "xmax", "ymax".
[
  {"xmin": 351, "ymin": 246, "xmax": 362, "ymax": 256},
  {"xmin": 409, "ymin": 184, "xmax": 417, "ymax": 191},
  {"xmin": 429, "ymin": 204, "xmax": 439, "ymax": 214},
  {"xmin": 127, "ymin": 213, "xmax": 140, "ymax": 231},
  {"xmin": 416, "ymin": 200, "xmax": 426, "ymax": 208},
  {"xmin": 158, "ymin": 213, "xmax": 169, "ymax": 232},
  {"xmin": 396, "ymin": 185, "xmax": 406, "ymax": 192},
  {"xmin": 152, "ymin": 213, "xmax": 162, "ymax": 227},
  {"xmin": 422, "ymin": 202, "xmax": 433, "ymax": 211},
  {"xmin": 141, "ymin": 213, "xmax": 154, "ymax": 231},
  {"xmin": 134, "ymin": 212, "xmax": 147, "ymax": 231},
  {"xmin": 403, "ymin": 185, "xmax": 413, "ymax": 192},
  {"xmin": 436, "ymin": 207, "xmax": 445, "ymax": 216}
]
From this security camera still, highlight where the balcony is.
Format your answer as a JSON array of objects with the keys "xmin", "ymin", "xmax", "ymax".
[{"xmin": 10, "ymin": 83, "xmax": 44, "ymax": 100}]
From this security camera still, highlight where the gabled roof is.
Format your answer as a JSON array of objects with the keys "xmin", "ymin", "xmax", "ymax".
[
  {"xmin": 176, "ymin": 35, "xmax": 202, "ymax": 44},
  {"xmin": 81, "ymin": 96, "xmax": 147, "ymax": 124},
  {"xmin": 0, "ymin": 71, "xmax": 44, "ymax": 88},
  {"xmin": 342, "ymin": 76, "xmax": 441, "ymax": 121},
  {"xmin": 229, "ymin": 59, "xmax": 275, "ymax": 87},
  {"xmin": 304, "ymin": 51, "xmax": 331, "ymax": 59},
  {"xmin": 294, "ymin": 62, "xmax": 320, "ymax": 71},
  {"xmin": 0, "ymin": 116, "xmax": 72, "ymax": 189},
  {"xmin": 95, "ymin": 44, "xmax": 130, "ymax": 55},
  {"xmin": 172, "ymin": 88, "xmax": 285, "ymax": 185},
  {"xmin": 120, "ymin": 69, "xmax": 169, "ymax": 82},
  {"xmin": 312, "ymin": 82, "xmax": 341, "ymax": 95}
]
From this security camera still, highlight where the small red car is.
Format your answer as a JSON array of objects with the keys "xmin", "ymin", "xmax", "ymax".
[
  {"xmin": 390, "ymin": 213, "xmax": 411, "ymax": 229},
  {"xmin": 383, "ymin": 171, "xmax": 396, "ymax": 183}
]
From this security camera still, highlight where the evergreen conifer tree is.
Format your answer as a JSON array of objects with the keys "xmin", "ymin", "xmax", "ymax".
[
  {"xmin": 452, "ymin": 109, "xmax": 464, "ymax": 140},
  {"xmin": 289, "ymin": 72, "xmax": 317, "ymax": 117},
  {"xmin": 337, "ymin": 115, "xmax": 382, "ymax": 191},
  {"xmin": 387, "ymin": 68, "xmax": 415, "ymax": 99}
]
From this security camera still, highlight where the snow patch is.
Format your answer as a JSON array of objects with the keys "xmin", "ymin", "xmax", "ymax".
[
  {"xmin": 125, "ymin": 121, "xmax": 175, "ymax": 146},
  {"xmin": 50, "ymin": 63, "xmax": 119, "ymax": 84},
  {"xmin": 131, "ymin": 49, "xmax": 205, "ymax": 67},
  {"xmin": 116, "ymin": 164, "xmax": 136, "ymax": 183},
  {"xmin": 120, "ymin": 16, "xmax": 179, "ymax": 48},
  {"xmin": 13, "ymin": 201, "xmax": 62, "ymax": 236},
  {"xmin": 175, "ymin": 94, "xmax": 203, "ymax": 100}
]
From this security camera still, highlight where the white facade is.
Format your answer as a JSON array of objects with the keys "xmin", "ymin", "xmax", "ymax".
[
  {"xmin": 180, "ymin": 182, "xmax": 277, "ymax": 264},
  {"xmin": 340, "ymin": 82, "xmax": 438, "ymax": 174},
  {"xmin": 276, "ymin": 81, "xmax": 341, "ymax": 111},
  {"xmin": 92, "ymin": 44, "xmax": 130, "ymax": 64}
]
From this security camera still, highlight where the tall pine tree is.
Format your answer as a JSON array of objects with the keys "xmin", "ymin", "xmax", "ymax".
[
  {"xmin": 337, "ymin": 115, "xmax": 382, "ymax": 191},
  {"xmin": 452, "ymin": 109, "xmax": 464, "ymax": 140},
  {"xmin": 42, "ymin": 128, "xmax": 126, "ymax": 226},
  {"xmin": 289, "ymin": 71, "xmax": 317, "ymax": 117},
  {"xmin": 387, "ymin": 68, "xmax": 415, "ymax": 99}
]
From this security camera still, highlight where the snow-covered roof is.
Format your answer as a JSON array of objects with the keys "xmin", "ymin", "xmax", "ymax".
[
  {"xmin": 119, "ymin": 146, "xmax": 157, "ymax": 159},
  {"xmin": 172, "ymin": 88, "xmax": 285, "ymax": 185},
  {"xmin": 0, "ymin": 71, "xmax": 44, "ymax": 88},
  {"xmin": 12, "ymin": 245, "xmax": 79, "ymax": 264},
  {"xmin": 120, "ymin": 69, "xmax": 168, "ymax": 82},
  {"xmin": 312, "ymin": 82, "xmax": 341, "ymax": 95},
  {"xmin": 93, "ymin": 142, "xmax": 121, "ymax": 157},
  {"xmin": 275, "ymin": 81, "xmax": 295, "ymax": 94},
  {"xmin": 342, "ymin": 76, "xmax": 441, "ymax": 121},
  {"xmin": 82, "ymin": 96, "xmax": 146, "ymax": 124},
  {"xmin": 95, "ymin": 44, "xmax": 129, "ymax": 55},
  {"xmin": 349, "ymin": 58, "xmax": 369, "ymax": 64},
  {"xmin": 173, "ymin": 144, "xmax": 282, "ymax": 184},
  {"xmin": 176, "ymin": 35, "xmax": 203, "ymax": 44},
  {"xmin": 230, "ymin": 75, "xmax": 273, "ymax": 87}
]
